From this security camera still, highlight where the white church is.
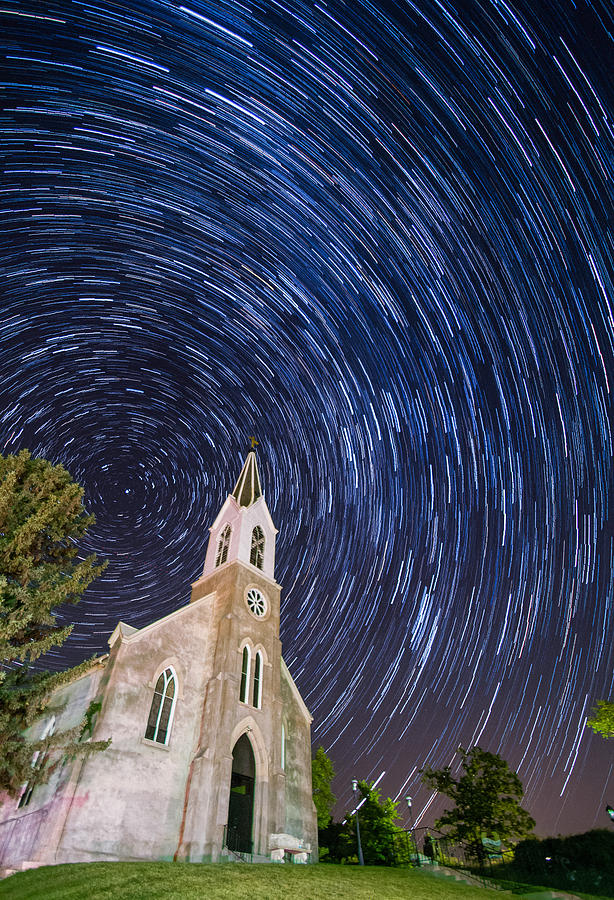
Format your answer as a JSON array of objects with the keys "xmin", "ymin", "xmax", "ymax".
[{"xmin": 0, "ymin": 450, "xmax": 318, "ymax": 869}]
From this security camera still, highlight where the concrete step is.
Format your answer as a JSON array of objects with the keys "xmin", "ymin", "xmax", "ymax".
[
  {"xmin": 0, "ymin": 867, "xmax": 18, "ymax": 879},
  {"xmin": 0, "ymin": 860, "xmax": 41, "ymax": 879}
]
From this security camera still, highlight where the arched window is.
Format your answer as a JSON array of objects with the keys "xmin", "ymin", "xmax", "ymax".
[
  {"xmin": 281, "ymin": 723, "xmax": 286, "ymax": 771},
  {"xmin": 145, "ymin": 667, "xmax": 176, "ymax": 745},
  {"xmin": 19, "ymin": 715, "xmax": 56, "ymax": 808},
  {"xmin": 240, "ymin": 646, "xmax": 251, "ymax": 703},
  {"xmin": 250, "ymin": 526, "xmax": 265, "ymax": 569},
  {"xmin": 252, "ymin": 651, "xmax": 263, "ymax": 708},
  {"xmin": 216, "ymin": 524, "xmax": 232, "ymax": 567}
]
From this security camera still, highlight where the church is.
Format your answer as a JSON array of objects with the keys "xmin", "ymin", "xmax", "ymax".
[{"xmin": 0, "ymin": 450, "xmax": 318, "ymax": 869}]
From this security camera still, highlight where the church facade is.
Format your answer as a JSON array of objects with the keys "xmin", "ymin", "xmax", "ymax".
[{"xmin": 0, "ymin": 451, "xmax": 317, "ymax": 869}]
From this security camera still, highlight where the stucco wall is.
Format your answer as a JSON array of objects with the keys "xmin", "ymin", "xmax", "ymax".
[
  {"xmin": 55, "ymin": 594, "xmax": 216, "ymax": 862},
  {"xmin": 280, "ymin": 665, "xmax": 318, "ymax": 857},
  {"xmin": 0, "ymin": 664, "xmax": 104, "ymax": 867}
]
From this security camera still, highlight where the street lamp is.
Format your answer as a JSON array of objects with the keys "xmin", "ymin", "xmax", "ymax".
[
  {"xmin": 606, "ymin": 804, "xmax": 614, "ymax": 824},
  {"xmin": 405, "ymin": 796, "xmax": 420, "ymax": 867},
  {"xmin": 352, "ymin": 779, "xmax": 365, "ymax": 866}
]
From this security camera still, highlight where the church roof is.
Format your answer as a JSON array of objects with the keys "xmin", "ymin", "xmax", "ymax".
[{"xmin": 231, "ymin": 450, "xmax": 263, "ymax": 507}]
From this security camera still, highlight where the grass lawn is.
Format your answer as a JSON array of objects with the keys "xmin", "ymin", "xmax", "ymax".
[{"xmin": 0, "ymin": 861, "xmax": 511, "ymax": 900}]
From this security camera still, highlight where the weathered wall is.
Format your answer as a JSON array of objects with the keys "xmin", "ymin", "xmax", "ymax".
[
  {"xmin": 280, "ymin": 664, "xmax": 318, "ymax": 858},
  {"xmin": 0, "ymin": 664, "xmax": 104, "ymax": 867},
  {"xmin": 55, "ymin": 594, "xmax": 216, "ymax": 862}
]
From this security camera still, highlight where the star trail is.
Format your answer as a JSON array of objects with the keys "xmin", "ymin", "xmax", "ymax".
[{"xmin": 1, "ymin": 0, "xmax": 613, "ymax": 837}]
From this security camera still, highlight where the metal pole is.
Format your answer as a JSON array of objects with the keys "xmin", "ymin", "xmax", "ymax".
[
  {"xmin": 405, "ymin": 796, "xmax": 420, "ymax": 867},
  {"xmin": 355, "ymin": 809, "xmax": 365, "ymax": 866},
  {"xmin": 352, "ymin": 779, "xmax": 365, "ymax": 866}
]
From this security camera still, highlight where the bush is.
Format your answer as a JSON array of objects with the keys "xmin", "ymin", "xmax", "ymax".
[
  {"xmin": 506, "ymin": 829, "xmax": 614, "ymax": 897},
  {"xmin": 514, "ymin": 828, "xmax": 614, "ymax": 874}
]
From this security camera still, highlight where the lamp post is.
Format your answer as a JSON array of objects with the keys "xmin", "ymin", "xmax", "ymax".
[
  {"xmin": 405, "ymin": 796, "xmax": 420, "ymax": 867},
  {"xmin": 352, "ymin": 779, "xmax": 365, "ymax": 866}
]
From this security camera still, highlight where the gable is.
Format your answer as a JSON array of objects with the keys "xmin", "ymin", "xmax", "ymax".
[{"xmin": 108, "ymin": 590, "xmax": 216, "ymax": 649}]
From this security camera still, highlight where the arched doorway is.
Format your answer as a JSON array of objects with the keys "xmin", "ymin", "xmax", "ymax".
[{"xmin": 226, "ymin": 733, "xmax": 255, "ymax": 853}]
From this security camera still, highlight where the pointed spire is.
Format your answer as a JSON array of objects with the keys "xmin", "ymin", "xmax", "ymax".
[{"xmin": 231, "ymin": 450, "xmax": 263, "ymax": 508}]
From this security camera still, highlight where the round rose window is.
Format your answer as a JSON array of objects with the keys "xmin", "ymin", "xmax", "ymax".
[{"xmin": 246, "ymin": 588, "xmax": 267, "ymax": 617}]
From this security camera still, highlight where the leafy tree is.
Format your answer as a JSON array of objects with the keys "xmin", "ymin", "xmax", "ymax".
[
  {"xmin": 0, "ymin": 450, "xmax": 108, "ymax": 798},
  {"xmin": 421, "ymin": 747, "xmax": 535, "ymax": 863},
  {"xmin": 337, "ymin": 781, "xmax": 405, "ymax": 866},
  {"xmin": 587, "ymin": 699, "xmax": 614, "ymax": 739},
  {"xmin": 317, "ymin": 819, "xmax": 345, "ymax": 863},
  {"xmin": 312, "ymin": 746, "xmax": 336, "ymax": 829}
]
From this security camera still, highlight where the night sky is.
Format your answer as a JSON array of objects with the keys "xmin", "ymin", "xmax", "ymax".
[{"xmin": 2, "ymin": 0, "xmax": 613, "ymax": 839}]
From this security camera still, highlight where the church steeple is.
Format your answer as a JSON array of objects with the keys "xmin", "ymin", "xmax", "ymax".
[
  {"xmin": 231, "ymin": 451, "xmax": 262, "ymax": 508},
  {"xmin": 200, "ymin": 445, "xmax": 278, "ymax": 581}
]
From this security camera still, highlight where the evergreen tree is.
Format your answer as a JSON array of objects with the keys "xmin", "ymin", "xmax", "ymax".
[
  {"xmin": 0, "ymin": 450, "xmax": 108, "ymax": 798},
  {"xmin": 421, "ymin": 747, "xmax": 535, "ymax": 863},
  {"xmin": 312, "ymin": 746, "xmax": 336, "ymax": 829}
]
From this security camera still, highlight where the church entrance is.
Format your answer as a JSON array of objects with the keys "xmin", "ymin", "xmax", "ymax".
[{"xmin": 226, "ymin": 734, "xmax": 255, "ymax": 854}]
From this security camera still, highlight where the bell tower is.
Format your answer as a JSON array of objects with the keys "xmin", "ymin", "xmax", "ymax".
[
  {"xmin": 181, "ymin": 445, "xmax": 289, "ymax": 862},
  {"xmin": 201, "ymin": 448, "xmax": 278, "ymax": 581}
]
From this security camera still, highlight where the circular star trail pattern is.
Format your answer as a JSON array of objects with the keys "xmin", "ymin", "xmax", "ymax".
[{"xmin": 2, "ymin": 0, "xmax": 613, "ymax": 836}]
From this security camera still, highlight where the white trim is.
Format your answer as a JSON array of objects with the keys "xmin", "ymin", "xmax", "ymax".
[
  {"xmin": 208, "ymin": 494, "xmax": 241, "ymax": 532},
  {"xmin": 248, "ymin": 494, "xmax": 279, "ymax": 535},
  {"xmin": 141, "ymin": 737, "xmax": 171, "ymax": 752},
  {"xmin": 145, "ymin": 666, "xmax": 178, "ymax": 746},
  {"xmin": 108, "ymin": 591, "xmax": 215, "ymax": 648},
  {"xmin": 240, "ymin": 645, "xmax": 251, "ymax": 704},
  {"xmin": 147, "ymin": 656, "xmax": 184, "ymax": 699},
  {"xmin": 250, "ymin": 525, "xmax": 266, "ymax": 570},
  {"xmin": 252, "ymin": 650, "xmax": 263, "ymax": 709},
  {"xmin": 245, "ymin": 586, "xmax": 269, "ymax": 620},
  {"xmin": 192, "ymin": 559, "xmax": 279, "ymax": 590},
  {"xmin": 209, "ymin": 493, "xmax": 278, "ymax": 536},
  {"xmin": 251, "ymin": 643, "xmax": 269, "ymax": 666},
  {"xmin": 108, "ymin": 622, "xmax": 138, "ymax": 648},
  {"xmin": 215, "ymin": 523, "xmax": 232, "ymax": 567}
]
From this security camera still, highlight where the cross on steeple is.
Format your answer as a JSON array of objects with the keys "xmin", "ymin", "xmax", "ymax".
[{"xmin": 249, "ymin": 436, "xmax": 259, "ymax": 449}]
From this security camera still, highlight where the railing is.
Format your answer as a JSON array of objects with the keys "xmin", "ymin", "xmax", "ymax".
[
  {"xmin": 223, "ymin": 825, "xmax": 252, "ymax": 861},
  {"xmin": 392, "ymin": 827, "xmax": 512, "ymax": 889}
]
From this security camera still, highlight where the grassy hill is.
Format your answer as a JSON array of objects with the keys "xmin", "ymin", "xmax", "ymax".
[{"xmin": 0, "ymin": 861, "xmax": 513, "ymax": 900}]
